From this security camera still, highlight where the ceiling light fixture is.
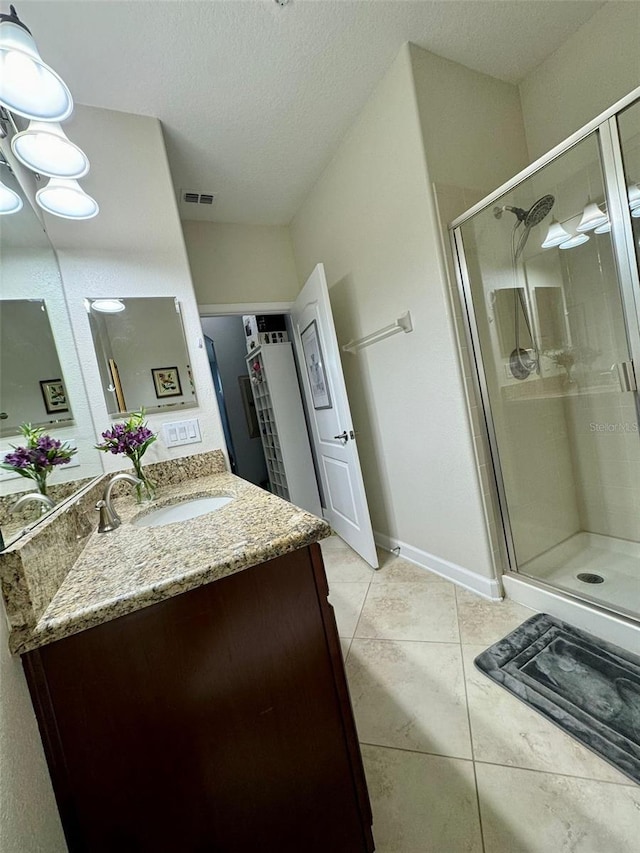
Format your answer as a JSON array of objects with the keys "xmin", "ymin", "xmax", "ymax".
[
  {"xmin": 0, "ymin": 5, "xmax": 73, "ymax": 121},
  {"xmin": 90, "ymin": 299, "xmax": 125, "ymax": 313},
  {"xmin": 11, "ymin": 120, "xmax": 89, "ymax": 178},
  {"xmin": 36, "ymin": 177, "xmax": 99, "ymax": 219},
  {"xmin": 541, "ymin": 219, "xmax": 572, "ymax": 249},
  {"xmin": 576, "ymin": 199, "xmax": 608, "ymax": 232}
]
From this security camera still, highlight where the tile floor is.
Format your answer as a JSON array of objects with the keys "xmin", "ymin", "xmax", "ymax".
[{"xmin": 320, "ymin": 534, "xmax": 640, "ymax": 853}]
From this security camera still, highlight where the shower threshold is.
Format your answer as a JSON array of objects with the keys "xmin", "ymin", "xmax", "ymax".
[{"xmin": 520, "ymin": 532, "xmax": 640, "ymax": 618}]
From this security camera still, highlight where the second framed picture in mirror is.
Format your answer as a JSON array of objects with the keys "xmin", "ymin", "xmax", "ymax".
[{"xmin": 86, "ymin": 297, "xmax": 197, "ymax": 416}]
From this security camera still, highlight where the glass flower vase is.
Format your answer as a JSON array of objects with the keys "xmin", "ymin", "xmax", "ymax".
[{"xmin": 131, "ymin": 458, "xmax": 156, "ymax": 504}]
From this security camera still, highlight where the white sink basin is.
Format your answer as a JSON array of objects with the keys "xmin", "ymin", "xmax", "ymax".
[{"xmin": 132, "ymin": 496, "xmax": 234, "ymax": 528}]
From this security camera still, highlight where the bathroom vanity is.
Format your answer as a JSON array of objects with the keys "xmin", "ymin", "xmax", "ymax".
[{"xmin": 1, "ymin": 453, "xmax": 374, "ymax": 853}]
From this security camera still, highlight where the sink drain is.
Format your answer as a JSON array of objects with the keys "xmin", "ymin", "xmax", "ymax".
[{"xmin": 576, "ymin": 572, "xmax": 605, "ymax": 584}]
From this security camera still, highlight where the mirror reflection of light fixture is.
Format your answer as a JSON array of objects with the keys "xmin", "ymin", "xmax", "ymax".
[
  {"xmin": 576, "ymin": 200, "xmax": 608, "ymax": 232},
  {"xmin": 632, "ymin": 207, "xmax": 640, "ymax": 219},
  {"xmin": 541, "ymin": 219, "xmax": 572, "ymax": 248},
  {"xmin": 11, "ymin": 120, "xmax": 89, "ymax": 178},
  {"xmin": 0, "ymin": 174, "xmax": 22, "ymax": 213},
  {"xmin": 559, "ymin": 233, "xmax": 590, "ymax": 249},
  {"xmin": 36, "ymin": 177, "xmax": 99, "ymax": 219},
  {"xmin": 91, "ymin": 299, "xmax": 125, "ymax": 313},
  {"xmin": 0, "ymin": 5, "xmax": 73, "ymax": 121},
  {"xmin": 628, "ymin": 183, "xmax": 640, "ymax": 211}
]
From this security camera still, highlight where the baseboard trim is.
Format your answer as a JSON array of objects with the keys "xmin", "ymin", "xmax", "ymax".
[{"xmin": 374, "ymin": 530, "xmax": 502, "ymax": 601}]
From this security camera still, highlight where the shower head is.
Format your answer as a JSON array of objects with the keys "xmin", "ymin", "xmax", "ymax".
[
  {"xmin": 493, "ymin": 195, "xmax": 555, "ymax": 227},
  {"xmin": 524, "ymin": 194, "xmax": 555, "ymax": 227}
]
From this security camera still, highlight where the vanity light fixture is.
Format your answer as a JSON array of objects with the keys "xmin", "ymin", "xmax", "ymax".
[
  {"xmin": 11, "ymin": 120, "xmax": 89, "ymax": 178},
  {"xmin": 90, "ymin": 299, "xmax": 125, "ymax": 313},
  {"xmin": 632, "ymin": 207, "xmax": 640, "ymax": 219},
  {"xmin": 541, "ymin": 219, "xmax": 572, "ymax": 249},
  {"xmin": 594, "ymin": 219, "xmax": 611, "ymax": 233},
  {"xmin": 0, "ymin": 5, "xmax": 73, "ymax": 121},
  {"xmin": 36, "ymin": 177, "xmax": 99, "ymax": 220},
  {"xmin": 576, "ymin": 199, "xmax": 608, "ymax": 232}
]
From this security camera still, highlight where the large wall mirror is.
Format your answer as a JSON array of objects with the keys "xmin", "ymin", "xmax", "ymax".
[
  {"xmin": 86, "ymin": 297, "xmax": 197, "ymax": 416},
  {"xmin": 0, "ymin": 158, "xmax": 103, "ymax": 548},
  {"xmin": 0, "ymin": 299, "xmax": 74, "ymax": 437}
]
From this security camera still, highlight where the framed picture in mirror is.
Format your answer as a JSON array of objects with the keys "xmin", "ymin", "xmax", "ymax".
[
  {"xmin": 152, "ymin": 366, "xmax": 182, "ymax": 399},
  {"xmin": 40, "ymin": 379, "xmax": 69, "ymax": 415}
]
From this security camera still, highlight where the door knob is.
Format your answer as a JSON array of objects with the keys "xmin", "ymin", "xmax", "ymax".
[{"xmin": 334, "ymin": 431, "xmax": 349, "ymax": 443}]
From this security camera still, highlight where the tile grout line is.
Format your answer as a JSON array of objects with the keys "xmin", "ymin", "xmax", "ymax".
[
  {"xmin": 472, "ymin": 758, "xmax": 638, "ymax": 789},
  {"xmin": 455, "ymin": 585, "xmax": 487, "ymax": 853}
]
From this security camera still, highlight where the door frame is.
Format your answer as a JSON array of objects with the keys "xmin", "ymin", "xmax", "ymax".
[{"xmin": 199, "ymin": 301, "xmax": 323, "ymax": 504}]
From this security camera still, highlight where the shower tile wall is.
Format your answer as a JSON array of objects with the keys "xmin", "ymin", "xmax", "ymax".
[{"xmin": 561, "ymin": 234, "xmax": 640, "ymax": 542}]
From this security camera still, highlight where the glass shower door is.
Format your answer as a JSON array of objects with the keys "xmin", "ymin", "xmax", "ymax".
[{"xmin": 455, "ymin": 127, "xmax": 640, "ymax": 620}]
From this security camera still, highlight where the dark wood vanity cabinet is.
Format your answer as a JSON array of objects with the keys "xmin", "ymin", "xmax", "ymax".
[{"xmin": 23, "ymin": 543, "xmax": 374, "ymax": 853}]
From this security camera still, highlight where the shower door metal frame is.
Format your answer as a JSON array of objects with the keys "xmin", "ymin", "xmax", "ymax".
[{"xmin": 449, "ymin": 85, "xmax": 640, "ymax": 599}]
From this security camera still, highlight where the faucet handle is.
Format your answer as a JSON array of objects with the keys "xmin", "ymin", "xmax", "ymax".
[{"xmin": 96, "ymin": 499, "xmax": 121, "ymax": 534}]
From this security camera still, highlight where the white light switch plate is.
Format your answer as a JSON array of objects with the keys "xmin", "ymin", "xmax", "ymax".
[{"xmin": 162, "ymin": 419, "xmax": 202, "ymax": 448}]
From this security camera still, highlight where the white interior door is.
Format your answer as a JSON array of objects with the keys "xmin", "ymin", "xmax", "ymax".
[{"xmin": 291, "ymin": 264, "xmax": 378, "ymax": 567}]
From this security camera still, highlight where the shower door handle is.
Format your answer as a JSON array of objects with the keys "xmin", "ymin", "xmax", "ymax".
[{"xmin": 615, "ymin": 361, "xmax": 637, "ymax": 393}]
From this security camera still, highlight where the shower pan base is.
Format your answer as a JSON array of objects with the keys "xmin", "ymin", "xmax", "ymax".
[
  {"xmin": 503, "ymin": 569, "xmax": 640, "ymax": 655},
  {"xmin": 520, "ymin": 532, "xmax": 640, "ymax": 618}
]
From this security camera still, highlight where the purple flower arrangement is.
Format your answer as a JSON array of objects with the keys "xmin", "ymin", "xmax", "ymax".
[
  {"xmin": 1, "ymin": 424, "xmax": 77, "ymax": 496},
  {"xmin": 95, "ymin": 410, "xmax": 157, "ymax": 502}
]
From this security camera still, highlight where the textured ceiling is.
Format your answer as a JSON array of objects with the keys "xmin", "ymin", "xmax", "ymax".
[{"xmin": 17, "ymin": 0, "xmax": 604, "ymax": 224}]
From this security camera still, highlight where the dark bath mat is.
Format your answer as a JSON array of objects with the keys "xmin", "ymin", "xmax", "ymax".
[{"xmin": 474, "ymin": 613, "xmax": 640, "ymax": 785}]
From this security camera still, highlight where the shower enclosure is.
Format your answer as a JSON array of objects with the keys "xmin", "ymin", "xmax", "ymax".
[{"xmin": 451, "ymin": 90, "xmax": 640, "ymax": 626}]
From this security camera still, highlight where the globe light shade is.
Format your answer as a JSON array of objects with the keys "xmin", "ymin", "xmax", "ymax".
[
  {"xmin": 0, "ymin": 177, "xmax": 23, "ymax": 214},
  {"xmin": 576, "ymin": 201, "xmax": 608, "ymax": 232},
  {"xmin": 11, "ymin": 121, "xmax": 89, "ymax": 178},
  {"xmin": 541, "ymin": 219, "xmax": 572, "ymax": 249},
  {"xmin": 91, "ymin": 300, "xmax": 125, "ymax": 313},
  {"xmin": 594, "ymin": 219, "xmax": 611, "ymax": 234},
  {"xmin": 559, "ymin": 233, "xmax": 590, "ymax": 249},
  {"xmin": 0, "ymin": 17, "xmax": 73, "ymax": 121},
  {"xmin": 36, "ymin": 177, "xmax": 99, "ymax": 220}
]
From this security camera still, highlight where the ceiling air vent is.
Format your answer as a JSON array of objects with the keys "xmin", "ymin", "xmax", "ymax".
[{"xmin": 181, "ymin": 189, "xmax": 215, "ymax": 205}]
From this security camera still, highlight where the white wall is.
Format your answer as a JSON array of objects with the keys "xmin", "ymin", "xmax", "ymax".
[
  {"xmin": 291, "ymin": 44, "xmax": 520, "ymax": 584},
  {"xmin": 43, "ymin": 106, "xmax": 227, "ymax": 473},
  {"xmin": 183, "ymin": 221, "xmax": 299, "ymax": 305},
  {"xmin": 519, "ymin": 2, "xmax": 640, "ymax": 160}
]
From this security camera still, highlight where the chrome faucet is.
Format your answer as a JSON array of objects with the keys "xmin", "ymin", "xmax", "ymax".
[
  {"xmin": 96, "ymin": 473, "xmax": 142, "ymax": 533},
  {"xmin": 11, "ymin": 492, "xmax": 55, "ymax": 514}
]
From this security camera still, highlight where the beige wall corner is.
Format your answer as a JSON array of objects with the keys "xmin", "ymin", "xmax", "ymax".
[
  {"xmin": 183, "ymin": 221, "xmax": 300, "ymax": 306},
  {"xmin": 290, "ymin": 43, "xmax": 497, "ymax": 582},
  {"xmin": 409, "ymin": 42, "xmax": 528, "ymax": 198},
  {"xmin": 519, "ymin": 2, "xmax": 640, "ymax": 160}
]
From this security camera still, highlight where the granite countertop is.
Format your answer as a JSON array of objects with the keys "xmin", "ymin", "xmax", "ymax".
[{"xmin": 24, "ymin": 471, "xmax": 330, "ymax": 652}]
